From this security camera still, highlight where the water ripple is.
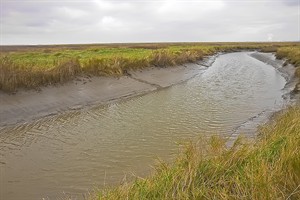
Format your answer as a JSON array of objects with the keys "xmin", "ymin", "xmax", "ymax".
[{"xmin": 0, "ymin": 52, "xmax": 287, "ymax": 200}]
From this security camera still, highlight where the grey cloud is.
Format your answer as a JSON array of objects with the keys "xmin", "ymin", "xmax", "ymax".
[
  {"xmin": 283, "ymin": 0, "xmax": 299, "ymax": 6},
  {"xmin": 1, "ymin": 0, "xmax": 299, "ymax": 44}
]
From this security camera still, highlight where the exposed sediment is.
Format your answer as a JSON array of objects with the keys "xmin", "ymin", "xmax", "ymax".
[
  {"xmin": 0, "ymin": 52, "xmax": 296, "ymax": 128},
  {"xmin": 0, "ymin": 63, "xmax": 206, "ymax": 127}
]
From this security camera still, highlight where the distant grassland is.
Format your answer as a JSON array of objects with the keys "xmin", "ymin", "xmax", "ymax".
[
  {"xmin": 0, "ymin": 42, "xmax": 299, "ymax": 92},
  {"xmin": 96, "ymin": 106, "xmax": 300, "ymax": 200}
]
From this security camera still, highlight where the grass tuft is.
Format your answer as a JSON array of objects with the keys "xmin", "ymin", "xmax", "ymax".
[
  {"xmin": 96, "ymin": 106, "xmax": 300, "ymax": 200},
  {"xmin": 276, "ymin": 46, "xmax": 300, "ymax": 68},
  {"xmin": 0, "ymin": 57, "xmax": 81, "ymax": 92}
]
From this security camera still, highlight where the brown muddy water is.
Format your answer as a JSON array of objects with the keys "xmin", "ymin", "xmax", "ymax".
[{"xmin": 0, "ymin": 52, "xmax": 290, "ymax": 200}]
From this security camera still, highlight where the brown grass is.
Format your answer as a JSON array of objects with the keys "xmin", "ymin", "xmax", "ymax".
[
  {"xmin": 0, "ymin": 57, "xmax": 81, "ymax": 92},
  {"xmin": 1, "ymin": 43, "xmax": 299, "ymax": 93},
  {"xmin": 95, "ymin": 106, "xmax": 300, "ymax": 200}
]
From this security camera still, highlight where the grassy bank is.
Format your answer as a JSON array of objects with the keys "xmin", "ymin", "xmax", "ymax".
[
  {"xmin": 275, "ymin": 46, "xmax": 300, "ymax": 77},
  {"xmin": 1, "ymin": 42, "xmax": 299, "ymax": 92},
  {"xmin": 96, "ymin": 106, "xmax": 300, "ymax": 199}
]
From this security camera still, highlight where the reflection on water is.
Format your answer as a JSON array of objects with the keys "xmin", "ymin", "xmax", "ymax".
[{"xmin": 0, "ymin": 52, "xmax": 287, "ymax": 200}]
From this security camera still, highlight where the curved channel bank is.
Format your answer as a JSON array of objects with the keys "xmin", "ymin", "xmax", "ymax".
[
  {"xmin": 0, "ymin": 51, "xmax": 294, "ymax": 200},
  {"xmin": 0, "ymin": 57, "xmax": 214, "ymax": 127}
]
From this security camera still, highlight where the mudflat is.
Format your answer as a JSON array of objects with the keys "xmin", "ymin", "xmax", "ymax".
[
  {"xmin": 1, "ymin": 52, "xmax": 291, "ymax": 127},
  {"xmin": 0, "ymin": 63, "xmax": 206, "ymax": 126}
]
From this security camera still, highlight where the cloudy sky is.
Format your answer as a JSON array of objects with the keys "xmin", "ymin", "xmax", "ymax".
[{"xmin": 0, "ymin": 0, "xmax": 299, "ymax": 45}]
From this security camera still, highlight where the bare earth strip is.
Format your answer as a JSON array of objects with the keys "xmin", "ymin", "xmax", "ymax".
[
  {"xmin": 1, "ymin": 52, "xmax": 292, "ymax": 128},
  {"xmin": 0, "ymin": 63, "xmax": 205, "ymax": 127}
]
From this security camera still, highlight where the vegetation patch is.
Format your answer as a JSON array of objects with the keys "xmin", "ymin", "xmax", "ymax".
[
  {"xmin": 1, "ymin": 42, "xmax": 299, "ymax": 93},
  {"xmin": 96, "ymin": 106, "xmax": 300, "ymax": 200},
  {"xmin": 276, "ymin": 46, "xmax": 300, "ymax": 68}
]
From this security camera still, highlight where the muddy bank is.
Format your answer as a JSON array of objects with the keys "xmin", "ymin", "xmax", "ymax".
[
  {"xmin": 251, "ymin": 52, "xmax": 295, "ymax": 81},
  {"xmin": 0, "ymin": 51, "xmax": 292, "ymax": 200},
  {"xmin": 225, "ymin": 52, "xmax": 298, "ymax": 147},
  {"xmin": 250, "ymin": 52, "xmax": 299, "ymax": 95},
  {"xmin": 0, "ymin": 52, "xmax": 295, "ymax": 128},
  {"xmin": 0, "ymin": 61, "xmax": 210, "ymax": 127}
]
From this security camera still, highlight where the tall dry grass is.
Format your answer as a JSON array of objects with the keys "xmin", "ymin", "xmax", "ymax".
[
  {"xmin": 1, "ymin": 43, "xmax": 299, "ymax": 93},
  {"xmin": 275, "ymin": 46, "xmax": 300, "ymax": 92},
  {"xmin": 0, "ymin": 49, "xmax": 210, "ymax": 92},
  {"xmin": 0, "ymin": 57, "xmax": 81, "ymax": 92},
  {"xmin": 276, "ymin": 46, "xmax": 300, "ymax": 68},
  {"xmin": 81, "ymin": 57, "xmax": 150, "ymax": 76},
  {"xmin": 96, "ymin": 106, "xmax": 300, "ymax": 200}
]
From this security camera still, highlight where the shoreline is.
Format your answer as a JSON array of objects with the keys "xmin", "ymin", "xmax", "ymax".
[
  {"xmin": 222, "ymin": 51, "xmax": 298, "ymax": 147},
  {"xmin": 0, "ymin": 55, "xmax": 216, "ymax": 127},
  {"xmin": 0, "ymin": 51, "xmax": 296, "ymax": 128},
  {"xmin": 1, "ymin": 51, "xmax": 298, "ymax": 200}
]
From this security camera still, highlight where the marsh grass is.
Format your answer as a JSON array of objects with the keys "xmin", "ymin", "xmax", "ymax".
[
  {"xmin": 1, "ymin": 43, "xmax": 299, "ymax": 92},
  {"xmin": 275, "ymin": 46, "xmax": 300, "ymax": 91},
  {"xmin": 0, "ymin": 47, "xmax": 208, "ymax": 92},
  {"xmin": 96, "ymin": 106, "xmax": 300, "ymax": 200},
  {"xmin": 0, "ymin": 57, "xmax": 81, "ymax": 92},
  {"xmin": 276, "ymin": 46, "xmax": 300, "ymax": 68}
]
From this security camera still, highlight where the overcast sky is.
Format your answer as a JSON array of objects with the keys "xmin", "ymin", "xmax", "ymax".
[{"xmin": 0, "ymin": 0, "xmax": 299, "ymax": 45}]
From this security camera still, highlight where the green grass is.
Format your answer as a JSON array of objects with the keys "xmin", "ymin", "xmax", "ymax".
[
  {"xmin": 1, "ymin": 42, "xmax": 299, "ymax": 92},
  {"xmin": 95, "ymin": 106, "xmax": 300, "ymax": 200}
]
